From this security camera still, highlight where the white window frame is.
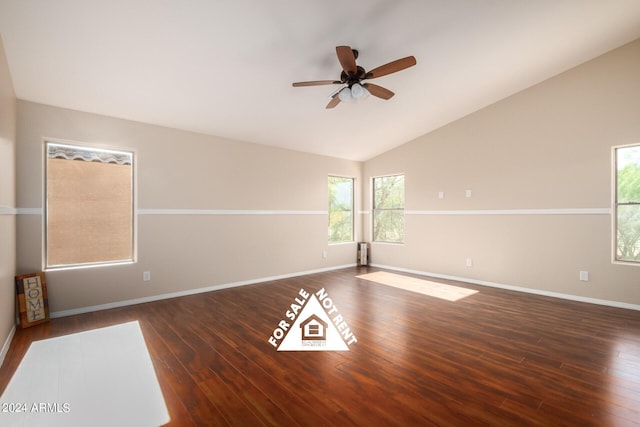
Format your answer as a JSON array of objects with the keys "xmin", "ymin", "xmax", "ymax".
[
  {"xmin": 44, "ymin": 140, "xmax": 136, "ymax": 270},
  {"xmin": 613, "ymin": 143, "xmax": 640, "ymax": 265},
  {"xmin": 328, "ymin": 175, "xmax": 355, "ymax": 244},
  {"xmin": 371, "ymin": 173, "xmax": 405, "ymax": 244}
]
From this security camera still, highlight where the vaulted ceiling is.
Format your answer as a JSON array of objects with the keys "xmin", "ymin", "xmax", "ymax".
[{"xmin": 2, "ymin": 1, "xmax": 640, "ymax": 161}]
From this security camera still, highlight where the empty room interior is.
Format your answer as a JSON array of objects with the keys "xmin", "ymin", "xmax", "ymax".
[{"xmin": 1, "ymin": 1, "xmax": 640, "ymax": 426}]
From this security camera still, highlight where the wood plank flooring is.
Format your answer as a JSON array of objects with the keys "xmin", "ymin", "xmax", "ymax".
[{"xmin": 1, "ymin": 266, "xmax": 640, "ymax": 426}]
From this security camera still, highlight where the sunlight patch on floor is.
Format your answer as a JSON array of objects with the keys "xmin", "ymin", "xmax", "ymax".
[
  {"xmin": 0, "ymin": 321, "xmax": 169, "ymax": 427},
  {"xmin": 356, "ymin": 271, "xmax": 479, "ymax": 301}
]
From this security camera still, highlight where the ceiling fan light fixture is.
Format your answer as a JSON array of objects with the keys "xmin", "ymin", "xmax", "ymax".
[
  {"xmin": 351, "ymin": 83, "xmax": 369, "ymax": 100},
  {"xmin": 338, "ymin": 87, "xmax": 353, "ymax": 102}
]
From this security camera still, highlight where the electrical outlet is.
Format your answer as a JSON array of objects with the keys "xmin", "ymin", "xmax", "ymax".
[
  {"xmin": 466, "ymin": 258, "xmax": 473, "ymax": 267},
  {"xmin": 579, "ymin": 271, "xmax": 589, "ymax": 282},
  {"xmin": 465, "ymin": 189, "xmax": 472, "ymax": 198},
  {"xmin": 143, "ymin": 271, "xmax": 151, "ymax": 281},
  {"xmin": 322, "ymin": 250, "xmax": 327, "ymax": 259},
  {"xmin": 438, "ymin": 191, "xmax": 445, "ymax": 199}
]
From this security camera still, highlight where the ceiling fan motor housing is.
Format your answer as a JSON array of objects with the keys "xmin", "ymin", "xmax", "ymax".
[{"xmin": 341, "ymin": 66, "xmax": 367, "ymax": 87}]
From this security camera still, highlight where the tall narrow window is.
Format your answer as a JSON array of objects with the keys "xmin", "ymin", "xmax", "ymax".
[
  {"xmin": 372, "ymin": 174, "xmax": 404, "ymax": 243},
  {"xmin": 46, "ymin": 142, "xmax": 134, "ymax": 268},
  {"xmin": 615, "ymin": 144, "xmax": 640, "ymax": 263},
  {"xmin": 328, "ymin": 176, "xmax": 354, "ymax": 243}
]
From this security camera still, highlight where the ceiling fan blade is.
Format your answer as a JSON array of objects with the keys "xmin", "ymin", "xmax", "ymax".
[
  {"xmin": 336, "ymin": 46, "xmax": 357, "ymax": 75},
  {"xmin": 364, "ymin": 83, "xmax": 395, "ymax": 100},
  {"xmin": 326, "ymin": 95, "xmax": 341, "ymax": 109},
  {"xmin": 292, "ymin": 80, "xmax": 341, "ymax": 87},
  {"xmin": 329, "ymin": 86, "xmax": 344, "ymax": 98},
  {"xmin": 365, "ymin": 56, "xmax": 416, "ymax": 79}
]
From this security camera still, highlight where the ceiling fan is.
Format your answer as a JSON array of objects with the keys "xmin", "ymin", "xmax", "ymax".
[{"xmin": 292, "ymin": 46, "xmax": 416, "ymax": 109}]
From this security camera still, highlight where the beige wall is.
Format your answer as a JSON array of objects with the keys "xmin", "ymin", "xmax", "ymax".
[
  {"xmin": 0, "ymin": 35, "xmax": 17, "ymax": 362},
  {"xmin": 12, "ymin": 38, "xmax": 640, "ymax": 315},
  {"xmin": 363, "ymin": 39, "xmax": 640, "ymax": 306},
  {"xmin": 16, "ymin": 101, "xmax": 361, "ymax": 313}
]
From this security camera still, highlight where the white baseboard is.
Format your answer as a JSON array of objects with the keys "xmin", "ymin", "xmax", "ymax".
[
  {"xmin": 0, "ymin": 324, "xmax": 16, "ymax": 369},
  {"xmin": 370, "ymin": 264, "xmax": 640, "ymax": 312},
  {"xmin": 51, "ymin": 264, "xmax": 357, "ymax": 318},
  {"xmin": 48, "ymin": 261, "xmax": 640, "ymax": 318}
]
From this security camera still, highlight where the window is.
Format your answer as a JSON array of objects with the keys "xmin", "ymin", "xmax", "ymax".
[
  {"xmin": 46, "ymin": 142, "xmax": 134, "ymax": 268},
  {"xmin": 615, "ymin": 144, "xmax": 640, "ymax": 263},
  {"xmin": 372, "ymin": 174, "xmax": 404, "ymax": 243},
  {"xmin": 328, "ymin": 176, "xmax": 354, "ymax": 243}
]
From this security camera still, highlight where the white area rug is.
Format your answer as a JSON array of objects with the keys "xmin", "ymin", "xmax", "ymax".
[
  {"xmin": 356, "ymin": 271, "xmax": 478, "ymax": 302},
  {"xmin": 0, "ymin": 321, "xmax": 169, "ymax": 427}
]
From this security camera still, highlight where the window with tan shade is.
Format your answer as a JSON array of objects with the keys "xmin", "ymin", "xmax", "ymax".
[{"xmin": 46, "ymin": 142, "xmax": 134, "ymax": 268}]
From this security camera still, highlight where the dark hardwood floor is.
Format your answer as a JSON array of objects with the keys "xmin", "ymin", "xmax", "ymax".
[{"xmin": 2, "ymin": 266, "xmax": 640, "ymax": 426}]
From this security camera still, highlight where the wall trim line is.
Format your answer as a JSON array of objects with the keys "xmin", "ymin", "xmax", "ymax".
[
  {"xmin": 137, "ymin": 208, "xmax": 327, "ymax": 215},
  {"xmin": 12, "ymin": 208, "xmax": 326, "ymax": 216},
  {"xmin": 50, "ymin": 264, "xmax": 356, "ymax": 318},
  {"xmin": 15, "ymin": 208, "xmax": 42, "ymax": 215},
  {"xmin": 0, "ymin": 206, "xmax": 17, "ymax": 215},
  {"xmin": 370, "ymin": 264, "xmax": 640, "ymax": 312},
  {"xmin": 14, "ymin": 207, "xmax": 610, "ymax": 216},
  {"xmin": 404, "ymin": 208, "xmax": 611, "ymax": 216}
]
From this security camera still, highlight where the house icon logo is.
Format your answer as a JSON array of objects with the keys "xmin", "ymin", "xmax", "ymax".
[
  {"xmin": 300, "ymin": 314, "xmax": 327, "ymax": 345},
  {"xmin": 268, "ymin": 288, "xmax": 357, "ymax": 352}
]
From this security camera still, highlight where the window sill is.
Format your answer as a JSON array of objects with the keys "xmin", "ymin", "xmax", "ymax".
[
  {"xmin": 612, "ymin": 260, "xmax": 640, "ymax": 267},
  {"xmin": 45, "ymin": 260, "xmax": 135, "ymax": 272},
  {"xmin": 328, "ymin": 241, "xmax": 357, "ymax": 246}
]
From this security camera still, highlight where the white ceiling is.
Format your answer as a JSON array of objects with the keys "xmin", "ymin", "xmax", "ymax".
[{"xmin": 1, "ymin": 1, "xmax": 640, "ymax": 161}]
